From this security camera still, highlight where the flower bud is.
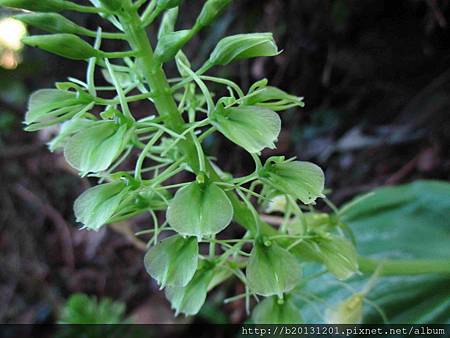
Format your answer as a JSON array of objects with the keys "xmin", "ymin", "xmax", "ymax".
[
  {"xmin": 211, "ymin": 105, "xmax": 281, "ymax": 154},
  {"xmin": 325, "ymin": 293, "xmax": 364, "ymax": 324},
  {"xmin": 0, "ymin": 0, "xmax": 73, "ymax": 12},
  {"xmin": 261, "ymin": 157, "xmax": 325, "ymax": 205},
  {"xmin": 22, "ymin": 34, "xmax": 102, "ymax": 60},
  {"xmin": 246, "ymin": 240, "xmax": 301, "ymax": 297},
  {"xmin": 207, "ymin": 33, "xmax": 279, "ymax": 67},
  {"xmin": 158, "ymin": 7, "xmax": 179, "ymax": 39},
  {"xmin": 252, "ymin": 296, "xmax": 303, "ymax": 324},
  {"xmin": 195, "ymin": 0, "xmax": 232, "ymax": 28},
  {"xmin": 15, "ymin": 13, "xmax": 90, "ymax": 36},
  {"xmin": 166, "ymin": 181, "xmax": 233, "ymax": 238},
  {"xmin": 154, "ymin": 29, "xmax": 191, "ymax": 63},
  {"xmin": 144, "ymin": 235, "xmax": 198, "ymax": 288},
  {"xmin": 74, "ymin": 181, "xmax": 129, "ymax": 231}
]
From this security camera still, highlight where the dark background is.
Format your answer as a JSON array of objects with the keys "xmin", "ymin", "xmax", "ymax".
[{"xmin": 0, "ymin": 0, "xmax": 449, "ymax": 324}]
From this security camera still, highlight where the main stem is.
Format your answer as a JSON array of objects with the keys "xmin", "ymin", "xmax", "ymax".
[{"xmin": 118, "ymin": 7, "xmax": 260, "ymax": 235}]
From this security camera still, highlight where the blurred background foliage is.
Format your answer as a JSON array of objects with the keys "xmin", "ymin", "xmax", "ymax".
[{"xmin": 0, "ymin": 0, "xmax": 449, "ymax": 325}]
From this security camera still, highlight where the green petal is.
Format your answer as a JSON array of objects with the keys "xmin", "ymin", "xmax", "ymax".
[
  {"xmin": 25, "ymin": 89, "xmax": 81, "ymax": 125},
  {"xmin": 165, "ymin": 263, "xmax": 215, "ymax": 316},
  {"xmin": 246, "ymin": 241, "xmax": 301, "ymax": 297},
  {"xmin": 252, "ymin": 296, "xmax": 303, "ymax": 324},
  {"xmin": 64, "ymin": 121, "xmax": 128, "ymax": 175},
  {"xmin": 213, "ymin": 106, "xmax": 281, "ymax": 153},
  {"xmin": 166, "ymin": 181, "xmax": 233, "ymax": 238},
  {"xmin": 74, "ymin": 182, "xmax": 127, "ymax": 231},
  {"xmin": 144, "ymin": 235, "xmax": 198, "ymax": 288},
  {"xmin": 266, "ymin": 160, "xmax": 325, "ymax": 204},
  {"xmin": 293, "ymin": 236, "xmax": 359, "ymax": 280}
]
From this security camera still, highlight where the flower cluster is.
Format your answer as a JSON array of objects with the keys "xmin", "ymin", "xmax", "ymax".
[{"xmin": 2, "ymin": 0, "xmax": 361, "ymax": 323}]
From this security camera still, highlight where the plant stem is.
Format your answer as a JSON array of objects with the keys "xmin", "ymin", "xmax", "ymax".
[
  {"xmin": 116, "ymin": 6, "xmax": 270, "ymax": 237},
  {"xmin": 358, "ymin": 256, "xmax": 450, "ymax": 276}
]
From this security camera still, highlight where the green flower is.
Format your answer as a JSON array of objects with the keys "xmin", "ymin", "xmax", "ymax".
[
  {"xmin": 261, "ymin": 157, "xmax": 325, "ymax": 204},
  {"xmin": 211, "ymin": 105, "xmax": 281, "ymax": 154},
  {"xmin": 166, "ymin": 181, "xmax": 233, "ymax": 238},
  {"xmin": 144, "ymin": 235, "xmax": 198, "ymax": 288},
  {"xmin": 246, "ymin": 239, "xmax": 301, "ymax": 297}
]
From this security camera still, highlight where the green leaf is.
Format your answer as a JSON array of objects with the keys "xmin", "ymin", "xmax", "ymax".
[
  {"xmin": 208, "ymin": 33, "xmax": 279, "ymax": 67},
  {"xmin": 195, "ymin": 0, "xmax": 232, "ymax": 28},
  {"xmin": 0, "ymin": 0, "xmax": 74, "ymax": 12},
  {"xmin": 74, "ymin": 181, "xmax": 127, "ymax": 231},
  {"xmin": 154, "ymin": 30, "xmax": 192, "ymax": 63},
  {"xmin": 300, "ymin": 180, "xmax": 450, "ymax": 324},
  {"xmin": 262, "ymin": 158, "xmax": 325, "ymax": 204},
  {"xmin": 247, "ymin": 240, "xmax": 302, "ymax": 297},
  {"xmin": 15, "ymin": 13, "xmax": 90, "ymax": 36},
  {"xmin": 166, "ymin": 181, "xmax": 233, "ymax": 238},
  {"xmin": 144, "ymin": 235, "xmax": 198, "ymax": 288},
  {"xmin": 293, "ymin": 235, "xmax": 359, "ymax": 280},
  {"xmin": 165, "ymin": 262, "xmax": 215, "ymax": 316},
  {"xmin": 252, "ymin": 296, "xmax": 303, "ymax": 324},
  {"xmin": 25, "ymin": 89, "xmax": 91, "ymax": 130},
  {"xmin": 212, "ymin": 106, "xmax": 281, "ymax": 153},
  {"xmin": 60, "ymin": 293, "xmax": 127, "ymax": 324},
  {"xmin": 64, "ymin": 121, "xmax": 128, "ymax": 175},
  {"xmin": 22, "ymin": 34, "xmax": 103, "ymax": 60}
]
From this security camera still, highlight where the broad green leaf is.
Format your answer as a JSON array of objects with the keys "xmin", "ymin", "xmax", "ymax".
[
  {"xmin": 64, "ymin": 121, "xmax": 128, "ymax": 175},
  {"xmin": 154, "ymin": 30, "xmax": 191, "ymax": 63},
  {"xmin": 144, "ymin": 235, "xmax": 198, "ymax": 288},
  {"xmin": 22, "ymin": 34, "xmax": 103, "ymax": 60},
  {"xmin": 165, "ymin": 263, "xmax": 215, "ymax": 316},
  {"xmin": 252, "ymin": 296, "xmax": 303, "ymax": 324},
  {"xmin": 25, "ymin": 89, "xmax": 90, "ymax": 129},
  {"xmin": 195, "ymin": 0, "xmax": 231, "ymax": 28},
  {"xmin": 0, "ymin": 0, "xmax": 74, "ymax": 12},
  {"xmin": 15, "ymin": 13, "xmax": 91, "ymax": 36},
  {"xmin": 300, "ymin": 180, "xmax": 450, "ymax": 324},
  {"xmin": 208, "ymin": 33, "xmax": 279, "ymax": 67},
  {"xmin": 74, "ymin": 182, "xmax": 127, "ymax": 231},
  {"xmin": 293, "ymin": 235, "xmax": 359, "ymax": 280},
  {"xmin": 212, "ymin": 106, "xmax": 281, "ymax": 153},
  {"xmin": 247, "ymin": 240, "xmax": 302, "ymax": 297},
  {"xmin": 262, "ymin": 159, "xmax": 325, "ymax": 204},
  {"xmin": 166, "ymin": 181, "xmax": 233, "ymax": 238}
]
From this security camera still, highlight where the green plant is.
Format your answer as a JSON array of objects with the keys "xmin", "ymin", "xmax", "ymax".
[
  {"xmin": 3, "ymin": 0, "xmax": 449, "ymax": 323},
  {"xmin": 59, "ymin": 293, "xmax": 128, "ymax": 324}
]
